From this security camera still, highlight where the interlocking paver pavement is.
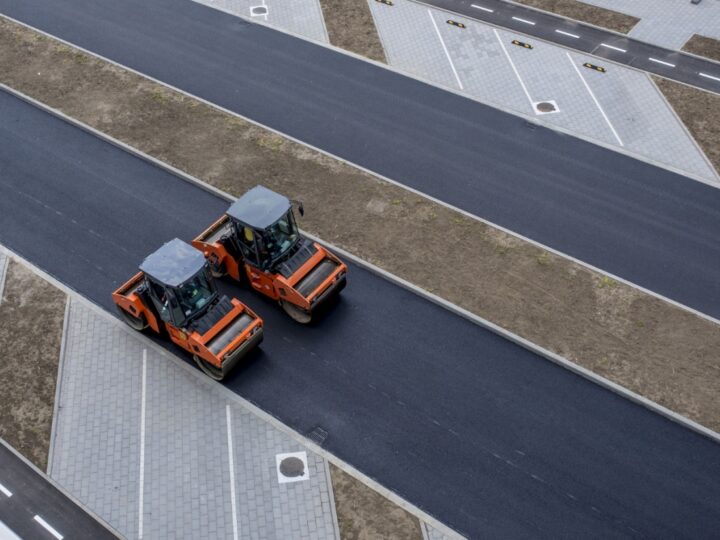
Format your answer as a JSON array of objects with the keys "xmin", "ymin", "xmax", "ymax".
[
  {"xmin": 581, "ymin": 0, "xmax": 720, "ymax": 50},
  {"xmin": 0, "ymin": 252, "xmax": 7, "ymax": 302},
  {"xmin": 194, "ymin": 0, "xmax": 328, "ymax": 43},
  {"xmin": 50, "ymin": 301, "xmax": 144, "ymax": 538},
  {"xmin": 370, "ymin": 0, "xmax": 459, "ymax": 87},
  {"xmin": 50, "ymin": 299, "xmax": 339, "ymax": 540},
  {"xmin": 369, "ymin": 0, "xmax": 718, "ymax": 182},
  {"xmin": 423, "ymin": 521, "xmax": 455, "ymax": 540}
]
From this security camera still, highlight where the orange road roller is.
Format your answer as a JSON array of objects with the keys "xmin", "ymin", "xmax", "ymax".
[
  {"xmin": 112, "ymin": 238, "xmax": 263, "ymax": 380},
  {"xmin": 193, "ymin": 186, "xmax": 347, "ymax": 323}
]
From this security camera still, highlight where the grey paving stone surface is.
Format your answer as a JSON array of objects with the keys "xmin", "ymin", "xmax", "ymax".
[
  {"xmin": 0, "ymin": 252, "xmax": 7, "ymax": 303},
  {"xmin": 370, "ymin": 0, "xmax": 459, "ymax": 88},
  {"xmin": 423, "ymin": 521, "xmax": 456, "ymax": 540},
  {"xmin": 50, "ymin": 301, "xmax": 144, "ymax": 538},
  {"xmin": 194, "ymin": 0, "xmax": 329, "ymax": 43},
  {"xmin": 567, "ymin": 50, "xmax": 715, "ymax": 178},
  {"xmin": 50, "ymin": 300, "xmax": 339, "ymax": 540},
  {"xmin": 369, "ymin": 0, "xmax": 718, "ymax": 182},
  {"xmin": 581, "ymin": 0, "xmax": 720, "ymax": 50}
]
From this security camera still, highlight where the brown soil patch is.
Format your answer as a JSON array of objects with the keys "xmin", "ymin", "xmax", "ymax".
[
  {"xmin": 319, "ymin": 0, "xmax": 386, "ymax": 62},
  {"xmin": 1, "ymin": 17, "xmax": 720, "ymax": 436},
  {"xmin": 330, "ymin": 464, "xmax": 422, "ymax": 539},
  {"xmin": 654, "ymin": 76, "xmax": 720, "ymax": 174},
  {"xmin": 0, "ymin": 259, "xmax": 66, "ymax": 469},
  {"xmin": 683, "ymin": 34, "xmax": 720, "ymax": 63},
  {"xmin": 513, "ymin": 0, "xmax": 639, "ymax": 33}
]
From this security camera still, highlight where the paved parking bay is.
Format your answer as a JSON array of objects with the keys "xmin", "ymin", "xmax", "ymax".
[
  {"xmin": 369, "ymin": 0, "xmax": 718, "ymax": 183},
  {"xmin": 49, "ymin": 300, "xmax": 340, "ymax": 540},
  {"xmin": 193, "ymin": 0, "xmax": 328, "ymax": 43}
]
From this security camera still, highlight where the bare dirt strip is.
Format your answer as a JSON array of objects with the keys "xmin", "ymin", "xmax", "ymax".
[
  {"xmin": 0, "ymin": 258, "xmax": 66, "ymax": 470},
  {"xmin": 320, "ymin": 0, "xmax": 386, "ymax": 62},
  {"xmin": 683, "ymin": 33, "xmax": 720, "ymax": 63},
  {"xmin": 331, "ymin": 464, "xmax": 423, "ymax": 539},
  {"xmin": 655, "ymin": 76, "xmax": 720, "ymax": 174}
]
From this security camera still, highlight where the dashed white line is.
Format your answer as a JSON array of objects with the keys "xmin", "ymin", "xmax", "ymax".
[
  {"xmin": 428, "ymin": 10, "xmax": 464, "ymax": 90},
  {"xmin": 493, "ymin": 29, "xmax": 535, "ymax": 108},
  {"xmin": 512, "ymin": 16, "xmax": 535, "ymax": 25},
  {"xmin": 0, "ymin": 482, "xmax": 12, "ymax": 497},
  {"xmin": 33, "ymin": 516, "xmax": 63, "ymax": 540},
  {"xmin": 649, "ymin": 57, "xmax": 675, "ymax": 68},
  {"xmin": 470, "ymin": 4, "xmax": 493, "ymax": 12},
  {"xmin": 138, "ymin": 349, "xmax": 147, "ymax": 539},
  {"xmin": 226, "ymin": 405, "xmax": 239, "ymax": 540},
  {"xmin": 566, "ymin": 52, "xmax": 624, "ymax": 146},
  {"xmin": 699, "ymin": 72, "xmax": 720, "ymax": 82},
  {"xmin": 555, "ymin": 29, "xmax": 580, "ymax": 39},
  {"xmin": 600, "ymin": 43, "xmax": 626, "ymax": 53}
]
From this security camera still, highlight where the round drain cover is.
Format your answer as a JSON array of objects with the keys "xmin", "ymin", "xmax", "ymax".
[
  {"xmin": 535, "ymin": 101, "xmax": 556, "ymax": 113},
  {"xmin": 251, "ymin": 6, "xmax": 268, "ymax": 15},
  {"xmin": 279, "ymin": 457, "xmax": 305, "ymax": 478}
]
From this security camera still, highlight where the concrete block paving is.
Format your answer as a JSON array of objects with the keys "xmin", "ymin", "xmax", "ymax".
[
  {"xmin": 368, "ymin": 0, "xmax": 718, "ymax": 183},
  {"xmin": 194, "ymin": 0, "xmax": 329, "ymax": 44},
  {"xmin": 50, "ymin": 300, "xmax": 339, "ymax": 539}
]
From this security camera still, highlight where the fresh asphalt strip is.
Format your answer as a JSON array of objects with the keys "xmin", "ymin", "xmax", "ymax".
[
  {"xmin": 1, "ymin": 0, "xmax": 720, "ymax": 323},
  {"xmin": 425, "ymin": 0, "xmax": 720, "ymax": 94},
  {"xmin": 2, "ymin": 88, "xmax": 720, "ymax": 539},
  {"xmin": 0, "ymin": 440, "xmax": 118, "ymax": 539}
]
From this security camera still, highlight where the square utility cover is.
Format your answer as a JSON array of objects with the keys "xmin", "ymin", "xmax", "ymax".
[{"xmin": 276, "ymin": 451, "xmax": 309, "ymax": 484}]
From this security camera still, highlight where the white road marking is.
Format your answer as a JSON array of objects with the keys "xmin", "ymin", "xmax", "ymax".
[
  {"xmin": 226, "ymin": 405, "xmax": 239, "ymax": 540},
  {"xmin": 512, "ymin": 16, "xmax": 535, "ymax": 25},
  {"xmin": 471, "ymin": 4, "xmax": 493, "ymax": 12},
  {"xmin": 0, "ymin": 482, "xmax": 12, "ymax": 497},
  {"xmin": 600, "ymin": 43, "xmax": 626, "ymax": 53},
  {"xmin": 649, "ymin": 57, "xmax": 675, "ymax": 68},
  {"xmin": 428, "ymin": 10, "xmax": 464, "ymax": 90},
  {"xmin": 566, "ymin": 52, "xmax": 623, "ymax": 146},
  {"xmin": 493, "ymin": 29, "xmax": 535, "ymax": 109},
  {"xmin": 33, "ymin": 516, "xmax": 63, "ymax": 540},
  {"xmin": 700, "ymin": 72, "xmax": 720, "ymax": 82},
  {"xmin": 138, "ymin": 349, "xmax": 147, "ymax": 539},
  {"xmin": 0, "ymin": 521, "xmax": 22, "ymax": 540},
  {"xmin": 555, "ymin": 29, "xmax": 580, "ymax": 39}
]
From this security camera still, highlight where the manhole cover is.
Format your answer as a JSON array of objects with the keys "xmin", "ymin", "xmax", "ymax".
[
  {"xmin": 250, "ymin": 5, "xmax": 268, "ymax": 15},
  {"xmin": 276, "ymin": 451, "xmax": 309, "ymax": 483},
  {"xmin": 535, "ymin": 101, "xmax": 556, "ymax": 113},
  {"xmin": 279, "ymin": 457, "xmax": 305, "ymax": 478}
]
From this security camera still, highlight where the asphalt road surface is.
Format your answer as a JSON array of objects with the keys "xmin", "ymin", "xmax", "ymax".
[
  {"xmin": 0, "ymin": 440, "xmax": 118, "ymax": 539},
  {"xmin": 3, "ymin": 88, "xmax": 720, "ymax": 538},
  {"xmin": 423, "ymin": 0, "xmax": 720, "ymax": 93},
  {"xmin": 1, "ymin": 0, "xmax": 719, "ymax": 322}
]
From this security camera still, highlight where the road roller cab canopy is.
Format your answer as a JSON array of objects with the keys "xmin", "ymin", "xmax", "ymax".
[
  {"xmin": 139, "ymin": 238, "xmax": 217, "ymax": 327},
  {"xmin": 226, "ymin": 185, "xmax": 303, "ymax": 268}
]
